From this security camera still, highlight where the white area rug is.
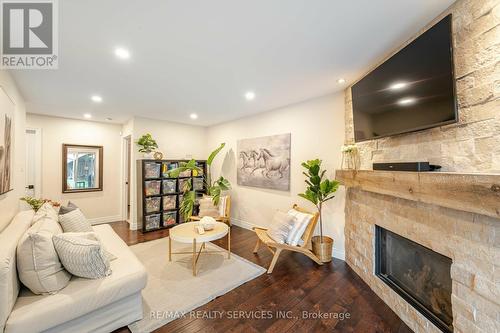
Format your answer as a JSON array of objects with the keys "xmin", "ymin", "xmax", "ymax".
[{"xmin": 128, "ymin": 237, "xmax": 266, "ymax": 333}]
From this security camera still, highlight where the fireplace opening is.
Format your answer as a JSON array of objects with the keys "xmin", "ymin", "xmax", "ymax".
[{"xmin": 375, "ymin": 226, "xmax": 453, "ymax": 333}]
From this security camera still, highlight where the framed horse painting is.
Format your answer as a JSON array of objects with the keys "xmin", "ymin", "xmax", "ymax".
[{"xmin": 237, "ymin": 133, "xmax": 291, "ymax": 191}]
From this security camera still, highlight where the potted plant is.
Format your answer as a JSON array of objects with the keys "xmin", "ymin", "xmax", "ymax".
[
  {"xmin": 136, "ymin": 134, "xmax": 158, "ymax": 158},
  {"xmin": 298, "ymin": 159, "xmax": 339, "ymax": 262},
  {"xmin": 168, "ymin": 143, "xmax": 231, "ymax": 220}
]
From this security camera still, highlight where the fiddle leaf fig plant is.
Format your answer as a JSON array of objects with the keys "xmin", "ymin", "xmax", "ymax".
[
  {"xmin": 136, "ymin": 133, "xmax": 158, "ymax": 154},
  {"xmin": 298, "ymin": 159, "xmax": 339, "ymax": 241},
  {"xmin": 169, "ymin": 143, "xmax": 231, "ymax": 220}
]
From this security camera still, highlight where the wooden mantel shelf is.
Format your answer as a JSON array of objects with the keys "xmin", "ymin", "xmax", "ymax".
[{"xmin": 335, "ymin": 169, "xmax": 500, "ymax": 219}]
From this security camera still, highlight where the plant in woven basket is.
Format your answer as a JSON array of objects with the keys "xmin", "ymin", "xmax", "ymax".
[{"xmin": 298, "ymin": 159, "xmax": 339, "ymax": 241}]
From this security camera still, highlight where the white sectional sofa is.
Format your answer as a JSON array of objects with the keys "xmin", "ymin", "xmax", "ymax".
[{"xmin": 0, "ymin": 210, "xmax": 147, "ymax": 333}]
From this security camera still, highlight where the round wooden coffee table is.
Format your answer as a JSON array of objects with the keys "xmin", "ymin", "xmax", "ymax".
[{"xmin": 168, "ymin": 222, "xmax": 230, "ymax": 276}]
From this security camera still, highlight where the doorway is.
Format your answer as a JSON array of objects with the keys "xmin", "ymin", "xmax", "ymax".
[
  {"xmin": 123, "ymin": 135, "xmax": 132, "ymax": 222},
  {"xmin": 25, "ymin": 128, "xmax": 42, "ymax": 197}
]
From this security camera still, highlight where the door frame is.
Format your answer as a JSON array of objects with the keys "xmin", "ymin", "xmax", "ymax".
[
  {"xmin": 25, "ymin": 127, "xmax": 42, "ymax": 198},
  {"xmin": 121, "ymin": 135, "xmax": 132, "ymax": 223}
]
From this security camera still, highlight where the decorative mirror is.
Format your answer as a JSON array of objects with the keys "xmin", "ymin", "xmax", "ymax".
[{"xmin": 62, "ymin": 144, "xmax": 103, "ymax": 193}]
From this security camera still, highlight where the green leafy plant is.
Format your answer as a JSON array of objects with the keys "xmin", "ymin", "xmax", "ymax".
[
  {"xmin": 20, "ymin": 197, "xmax": 60, "ymax": 211},
  {"xmin": 136, "ymin": 134, "xmax": 158, "ymax": 154},
  {"xmin": 298, "ymin": 159, "xmax": 339, "ymax": 241},
  {"xmin": 169, "ymin": 143, "xmax": 231, "ymax": 220}
]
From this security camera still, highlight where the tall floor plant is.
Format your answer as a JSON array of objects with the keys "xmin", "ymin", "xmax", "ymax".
[{"xmin": 169, "ymin": 143, "xmax": 231, "ymax": 220}]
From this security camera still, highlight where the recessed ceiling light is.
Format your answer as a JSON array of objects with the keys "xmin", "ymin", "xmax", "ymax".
[
  {"xmin": 91, "ymin": 95, "xmax": 102, "ymax": 103},
  {"xmin": 390, "ymin": 82, "xmax": 408, "ymax": 90},
  {"xmin": 245, "ymin": 91, "xmax": 256, "ymax": 101},
  {"xmin": 398, "ymin": 97, "xmax": 416, "ymax": 106},
  {"xmin": 190, "ymin": 113, "xmax": 198, "ymax": 120},
  {"xmin": 83, "ymin": 113, "xmax": 92, "ymax": 119},
  {"xmin": 105, "ymin": 117, "xmax": 113, "ymax": 121},
  {"xmin": 337, "ymin": 78, "xmax": 346, "ymax": 84},
  {"xmin": 114, "ymin": 47, "xmax": 131, "ymax": 59}
]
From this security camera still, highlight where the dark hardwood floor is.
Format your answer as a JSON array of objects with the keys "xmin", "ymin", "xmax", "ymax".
[{"xmin": 111, "ymin": 221, "xmax": 412, "ymax": 333}]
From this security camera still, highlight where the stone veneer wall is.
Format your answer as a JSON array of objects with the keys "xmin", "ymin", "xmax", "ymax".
[
  {"xmin": 342, "ymin": 0, "xmax": 500, "ymax": 331},
  {"xmin": 344, "ymin": 189, "xmax": 499, "ymax": 333},
  {"xmin": 344, "ymin": 0, "xmax": 500, "ymax": 172}
]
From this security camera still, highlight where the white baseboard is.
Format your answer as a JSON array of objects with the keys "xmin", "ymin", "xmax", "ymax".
[
  {"xmin": 88, "ymin": 215, "xmax": 123, "ymax": 225},
  {"xmin": 231, "ymin": 218, "xmax": 346, "ymax": 261}
]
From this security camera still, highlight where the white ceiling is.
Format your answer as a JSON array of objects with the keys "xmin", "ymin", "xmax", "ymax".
[{"xmin": 10, "ymin": 0, "xmax": 455, "ymax": 126}]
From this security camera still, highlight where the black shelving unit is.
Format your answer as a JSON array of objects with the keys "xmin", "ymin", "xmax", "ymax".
[{"xmin": 137, "ymin": 159, "xmax": 207, "ymax": 232}]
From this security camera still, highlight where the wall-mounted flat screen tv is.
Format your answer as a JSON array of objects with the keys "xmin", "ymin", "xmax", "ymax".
[{"xmin": 351, "ymin": 14, "xmax": 457, "ymax": 142}]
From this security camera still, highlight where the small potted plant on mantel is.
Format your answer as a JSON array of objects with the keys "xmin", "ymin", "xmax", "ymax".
[
  {"xmin": 298, "ymin": 159, "xmax": 339, "ymax": 263},
  {"xmin": 136, "ymin": 133, "xmax": 158, "ymax": 159}
]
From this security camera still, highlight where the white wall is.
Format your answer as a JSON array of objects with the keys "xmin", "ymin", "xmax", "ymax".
[
  {"xmin": 128, "ymin": 117, "xmax": 207, "ymax": 229},
  {"xmin": 207, "ymin": 93, "xmax": 346, "ymax": 259},
  {"xmin": 0, "ymin": 71, "xmax": 27, "ymax": 231},
  {"xmin": 26, "ymin": 114, "xmax": 123, "ymax": 223}
]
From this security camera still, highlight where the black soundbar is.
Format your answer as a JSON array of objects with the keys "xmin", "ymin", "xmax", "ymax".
[{"xmin": 373, "ymin": 162, "xmax": 441, "ymax": 172}]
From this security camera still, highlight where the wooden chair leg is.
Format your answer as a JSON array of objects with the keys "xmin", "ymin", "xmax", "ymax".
[
  {"xmin": 302, "ymin": 249, "xmax": 324, "ymax": 266},
  {"xmin": 253, "ymin": 239, "xmax": 261, "ymax": 253},
  {"xmin": 267, "ymin": 249, "xmax": 282, "ymax": 274}
]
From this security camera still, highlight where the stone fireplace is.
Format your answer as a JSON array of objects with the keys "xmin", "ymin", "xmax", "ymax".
[
  {"xmin": 336, "ymin": 170, "xmax": 500, "ymax": 333},
  {"xmin": 376, "ymin": 226, "xmax": 453, "ymax": 332}
]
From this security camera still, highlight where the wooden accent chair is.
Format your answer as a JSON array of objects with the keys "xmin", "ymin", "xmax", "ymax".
[
  {"xmin": 189, "ymin": 195, "xmax": 231, "ymax": 226},
  {"xmin": 252, "ymin": 204, "xmax": 323, "ymax": 273}
]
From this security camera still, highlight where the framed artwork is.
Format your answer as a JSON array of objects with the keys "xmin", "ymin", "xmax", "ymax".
[
  {"xmin": 62, "ymin": 144, "xmax": 103, "ymax": 193},
  {"xmin": 0, "ymin": 87, "xmax": 14, "ymax": 195},
  {"xmin": 237, "ymin": 133, "xmax": 291, "ymax": 191}
]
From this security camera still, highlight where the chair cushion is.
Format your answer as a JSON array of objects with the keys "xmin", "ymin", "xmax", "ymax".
[
  {"xmin": 0, "ymin": 210, "xmax": 34, "ymax": 333},
  {"xmin": 198, "ymin": 197, "xmax": 219, "ymax": 218},
  {"xmin": 53, "ymin": 232, "xmax": 112, "ymax": 279},
  {"xmin": 266, "ymin": 211, "xmax": 296, "ymax": 244},
  {"xmin": 58, "ymin": 208, "xmax": 93, "ymax": 233},
  {"xmin": 286, "ymin": 209, "xmax": 314, "ymax": 246},
  {"xmin": 5, "ymin": 224, "xmax": 147, "ymax": 333},
  {"xmin": 16, "ymin": 214, "xmax": 71, "ymax": 295}
]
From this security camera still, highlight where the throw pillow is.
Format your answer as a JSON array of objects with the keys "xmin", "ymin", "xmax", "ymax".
[
  {"xmin": 66, "ymin": 231, "xmax": 117, "ymax": 261},
  {"xmin": 286, "ymin": 209, "xmax": 314, "ymax": 246},
  {"xmin": 198, "ymin": 197, "xmax": 219, "ymax": 218},
  {"xmin": 53, "ymin": 233, "xmax": 111, "ymax": 279},
  {"xmin": 32, "ymin": 202, "xmax": 59, "ymax": 225},
  {"xmin": 266, "ymin": 211, "xmax": 297, "ymax": 244},
  {"xmin": 58, "ymin": 208, "xmax": 93, "ymax": 233},
  {"xmin": 58, "ymin": 201, "xmax": 79, "ymax": 215},
  {"xmin": 17, "ymin": 216, "xmax": 71, "ymax": 294}
]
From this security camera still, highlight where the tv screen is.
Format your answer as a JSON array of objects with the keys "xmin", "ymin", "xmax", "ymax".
[{"xmin": 352, "ymin": 15, "xmax": 457, "ymax": 142}]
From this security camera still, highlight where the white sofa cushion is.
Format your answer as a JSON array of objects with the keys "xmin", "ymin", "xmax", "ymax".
[
  {"xmin": 266, "ymin": 211, "xmax": 296, "ymax": 244},
  {"xmin": 32, "ymin": 202, "xmax": 58, "ymax": 225},
  {"xmin": 58, "ymin": 208, "xmax": 93, "ymax": 233},
  {"xmin": 16, "ymin": 214, "xmax": 71, "ymax": 295},
  {"xmin": 5, "ymin": 224, "xmax": 147, "ymax": 333},
  {"xmin": 286, "ymin": 208, "xmax": 314, "ymax": 246},
  {"xmin": 53, "ymin": 232, "xmax": 111, "ymax": 279},
  {"xmin": 0, "ymin": 210, "xmax": 34, "ymax": 333}
]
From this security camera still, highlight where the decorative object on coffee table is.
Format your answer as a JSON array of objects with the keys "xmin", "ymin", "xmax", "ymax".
[
  {"xmin": 168, "ymin": 221, "xmax": 230, "ymax": 276},
  {"xmin": 298, "ymin": 159, "xmax": 339, "ymax": 262}
]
